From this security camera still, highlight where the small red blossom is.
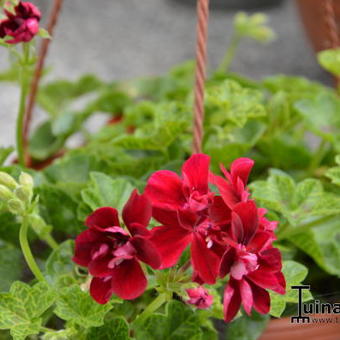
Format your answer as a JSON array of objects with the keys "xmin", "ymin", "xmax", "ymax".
[
  {"xmin": 145, "ymin": 154, "xmax": 228, "ymax": 284},
  {"xmin": 210, "ymin": 158, "xmax": 254, "ymax": 209},
  {"xmin": 186, "ymin": 287, "xmax": 213, "ymax": 309},
  {"xmin": 219, "ymin": 201, "xmax": 285, "ymax": 322},
  {"xmin": 0, "ymin": 1, "xmax": 41, "ymax": 44},
  {"xmin": 73, "ymin": 190, "xmax": 161, "ymax": 304}
]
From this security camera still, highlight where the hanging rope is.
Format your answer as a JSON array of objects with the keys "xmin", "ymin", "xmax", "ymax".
[
  {"xmin": 23, "ymin": 0, "xmax": 64, "ymax": 164},
  {"xmin": 323, "ymin": 0, "xmax": 340, "ymax": 87},
  {"xmin": 192, "ymin": 0, "xmax": 210, "ymax": 154}
]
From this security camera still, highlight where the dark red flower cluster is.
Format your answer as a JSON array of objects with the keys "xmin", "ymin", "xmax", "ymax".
[
  {"xmin": 73, "ymin": 154, "xmax": 285, "ymax": 322},
  {"xmin": 0, "ymin": 1, "xmax": 41, "ymax": 44}
]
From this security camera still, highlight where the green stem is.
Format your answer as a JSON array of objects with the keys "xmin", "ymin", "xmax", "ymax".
[
  {"xmin": 42, "ymin": 233, "xmax": 58, "ymax": 250},
  {"xmin": 217, "ymin": 34, "xmax": 241, "ymax": 73},
  {"xmin": 16, "ymin": 43, "xmax": 30, "ymax": 166},
  {"xmin": 136, "ymin": 293, "xmax": 168, "ymax": 324},
  {"xmin": 308, "ymin": 139, "xmax": 328, "ymax": 176},
  {"xmin": 19, "ymin": 217, "xmax": 45, "ymax": 281}
]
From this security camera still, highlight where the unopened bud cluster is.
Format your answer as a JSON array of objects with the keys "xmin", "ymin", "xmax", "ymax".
[{"xmin": 0, "ymin": 171, "xmax": 34, "ymax": 215}]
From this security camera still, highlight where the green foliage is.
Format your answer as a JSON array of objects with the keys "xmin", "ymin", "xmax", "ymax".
[
  {"xmin": 0, "ymin": 242, "xmax": 22, "ymax": 291},
  {"xmin": 269, "ymin": 261, "xmax": 312, "ymax": 317},
  {"xmin": 0, "ymin": 282, "xmax": 56, "ymax": 340},
  {"xmin": 55, "ymin": 285, "xmax": 113, "ymax": 328},
  {"xmin": 234, "ymin": 12, "xmax": 275, "ymax": 43},
  {"xmin": 86, "ymin": 317, "xmax": 130, "ymax": 340},
  {"xmin": 226, "ymin": 311, "xmax": 269, "ymax": 340},
  {"xmin": 318, "ymin": 48, "xmax": 340, "ymax": 77},
  {"xmin": 0, "ymin": 147, "xmax": 13, "ymax": 166},
  {"xmin": 325, "ymin": 155, "xmax": 340, "ymax": 186},
  {"xmin": 133, "ymin": 300, "xmax": 203, "ymax": 340}
]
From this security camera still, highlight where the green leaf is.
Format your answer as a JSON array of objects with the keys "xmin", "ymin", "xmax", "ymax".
[
  {"xmin": 134, "ymin": 300, "xmax": 202, "ymax": 340},
  {"xmin": 37, "ymin": 184, "xmax": 83, "ymax": 234},
  {"xmin": 45, "ymin": 240, "xmax": 75, "ymax": 285},
  {"xmin": 226, "ymin": 311, "xmax": 269, "ymax": 340},
  {"xmin": 29, "ymin": 121, "xmax": 65, "ymax": 161},
  {"xmin": 0, "ymin": 147, "xmax": 14, "ymax": 166},
  {"xmin": 86, "ymin": 317, "xmax": 129, "ymax": 340},
  {"xmin": 205, "ymin": 80, "xmax": 266, "ymax": 134},
  {"xmin": 0, "ymin": 282, "xmax": 56, "ymax": 340},
  {"xmin": 318, "ymin": 48, "xmax": 340, "ymax": 77},
  {"xmin": 250, "ymin": 170, "xmax": 340, "ymax": 226},
  {"xmin": 269, "ymin": 261, "xmax": 312, "ymax": 317},
  {"xmin": 55, "ymin": 285, "xmax": 112, "ymax": 328},
  {"xmin": 288, "ymin": 218, "xmax": 340, "ymax": 277},
  {"xmin": 38, "ymin": 28, "xmax": 51, "ymax": 39},
  {"xmin": 0, "ymin": 242, "xmax": 22, "ymax": 291},
  {"xmin": 294, "ymin": 93, "xmax": 340, "ymax": 143},
  {"xmin": 81, "ymin": 172, "xmax": 134, "ymax": 212},
  {"xmin": 325, "ymin": 155, "xmax": 340, "ymax": 186},
  {"xmin": 234, "ymin": 12, "xmax": 275, "ymax": 43}
]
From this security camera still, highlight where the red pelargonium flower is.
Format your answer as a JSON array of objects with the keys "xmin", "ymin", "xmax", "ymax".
[
  {"xmin": 186, "ymin": 287, "xmax": 213, "ymax": 309},
  {"xmin": 145, "ymin": 154, "xmax": 229, "ymax": 284},
  {"xmin": 0, "ymin": 1, "xmax": 41, "ymax": 44},
  {"xmin": 73, "ymin": 190, "xmax": 161, "ymax": 304},
  {"xmin": 210, "ymin": 158, "xmax": 254, "ymax": 209},
  {"xmin": 219, "ymin": 200, "xmax": 285, "ymax": 322}
]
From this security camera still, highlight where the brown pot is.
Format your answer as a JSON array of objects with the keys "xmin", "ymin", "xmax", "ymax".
[
  {"xmin": 296, "ymin": 0, "xmax": 340, "ymax": 52},
  {"xmin": 259, "ymin": 314, "xmax": 340, "ymax": 340}
]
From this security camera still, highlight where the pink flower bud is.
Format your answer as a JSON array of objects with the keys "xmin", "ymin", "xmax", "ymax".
[
  {"xmin": 0, "ymin": 1, "xmax": 41, "ymax": 44},
  {"xmin": 186, "ymin": 287, "xmax": 213, "ymax": 309}
]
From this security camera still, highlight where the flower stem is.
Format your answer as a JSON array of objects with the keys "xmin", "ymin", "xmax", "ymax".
[
  {"xmin": 136, "ymin": 293, "xmax": 168, "ymax": 324},
  {"xmin": 42, "ymin": 233, "xmax": 58, "ymax": 250},
  {"xmin": 16, "ymin": 43, "xmax": 31, "ymax": 166},
  {"xmin": 19, "ymin": 217, "xmax": 45, "ymax": 281},
  {"xmin": 217, "ymin": 34, "xmax": 241, "ymax": 73}
]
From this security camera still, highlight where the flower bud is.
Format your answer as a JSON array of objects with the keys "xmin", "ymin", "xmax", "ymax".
[
  {"xmin": 19, "ymin": 172, "xmax": 34, "ymax": 189},
  {"xmin": 7, "ymin": 198, "xmax": 25, "ymax": 215},
  {"xmin": 28, "ymin": 214, "xmax": 51, "ymax": 237},
  {"xmin": 14, "ymin": 185, "xmax": 32, "ymax": 204},
  {"xmin": 0, "ymin": 184, "xmax": 14, "ymax": 201},
  {"xmin": 186, "ymin": 287, "xmax": 213, "ymax": 309},
  {"xmin": 0, "ymin": 172, "xmax": 17, "ymax": 190}
]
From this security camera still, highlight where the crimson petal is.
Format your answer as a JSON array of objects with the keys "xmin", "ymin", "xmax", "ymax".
[
  {"xmin": 145, "ymin": 170, "xmax": 185, "ymax": 210},
  {"xmin": 233, "ymin": 201, "xmax": 259, "ymax": 245},
  {"xmin": 110, "ymin": 259, "xmax": 147, "ymax": 300},
  {"xmin": 230, "ymin": 158, "xmax": 254, "ymax": 185},
  {"xmin": 130, "ymin": 235, "xmax": 162, "ymax": 269},
  {"xmin": 191, "ymin": 233, "xmax": 220, "ymax": 284},
  {"xmin": 90, "ymin": 276, "xmax": 113, "ymax": 304},
  {"xmin": 248, "ymin": 280, "xmax": 270, "ymax": 314},
  {"xmin": 150, "ymin": 225, "xmax": 192, "ymax": 269},
  {"xmin": 240, "ymin": 279, "xmax": 253, "ymax": 315},
  {"xmin": 223, "ymin": 278, "xmax": 242, "ymax": 322},
  {"xmin": 86, "ymin": 207, "xmax": 120, "ymax": 229},
  {"xmin": 122, "ymin": 189, "xmax": 152, "ymax": 231},
  {"xmin": 247, "ymin": 269, "xmax": 285, "ymax": 294},
  {"xmin": 219, "ymin": 247, "xmax": 237, "ymax": 278},
  {"xmin": 182, "ymin": 154, "xmax": 210, "ymax": 194}
]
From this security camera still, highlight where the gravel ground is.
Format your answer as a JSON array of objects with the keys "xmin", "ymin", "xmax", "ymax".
[{"xmin": 0, "ymin": 0, "xmax": 329, "ymax": 147}]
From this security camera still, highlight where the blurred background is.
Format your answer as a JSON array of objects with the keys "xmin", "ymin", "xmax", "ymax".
[{"xmin": 0, "ymin": 0, "xmax": 333, "ymax": 146}]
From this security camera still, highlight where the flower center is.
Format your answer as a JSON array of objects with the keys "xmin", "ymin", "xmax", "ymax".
[{"xmin": 230, "ymin": 247, "xmax": 258, "ymax": 280}]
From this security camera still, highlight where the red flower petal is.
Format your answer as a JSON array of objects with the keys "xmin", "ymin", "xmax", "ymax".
[
  {"xmin": 230, "ymin": 158, "xmax": 254, "ymax": 185},
  {"xmin": 219, "ymin": 247, "xmax": 237, "ymax": 278},
  {"xmin": 145, "ymin": 170, "xmax": 185, "ymax": 210},
  {"xmin": 130, "ymin": 235, "xmax": 162, "ymax": 269},
  {"xmin": 86, "ymin": 207, "xmax": 120, "ymax": 229},
  {"xmin": 182, "ymin": 154, "xmax": 210, "ymax": 194},
  {"xmin": 247, "ymin": 269, "xmax": 285, "ymax": 294},
  {"xmin": 248, "ymin": 280, "xmax": 270, "ymax": 314},
  {"xmin": 122, "ymin": 189, "xmax": 152, "ymax": 231},
  {"xmin": 247, "ymin": 231, "xmax": 273, "ymax": 253},
  {"xmin": 110, "ymin": 259, "xmax": 147, "ymax": 300},
  {"xmin": 258, "ymin": 247, "xmax": 283, "ymax": 272},
  {"xmin": 88, "ymin": 254, "xmax": 113, "ymax": 278},
  {"xmin": 150, "ymin": 225, "xmax": 192, "ymax": 269},
  {"xmin": 191, "ymin": 233, "xmax": 220, "ymax": 284},
  {"xmin": 90, "ymin": 276, "xmax": 113, "ymax": 304},
  {"xmin": 240, "ymin": 279, "xmax": 253, "ymax": 315},
  {"xmin": 223, "ymin": 278, "xmax": 241, "ymax": 322},
  {"xmin": 233, "ymin": 201, "xmax": 259, "ymax": 245},
  {"xmin": 73, "ymin": 229, "xmax": 104, "ymax": 267},
  {"xmin": 209, "ymin": 196, "xmax": 231, "ymax": 225}
]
